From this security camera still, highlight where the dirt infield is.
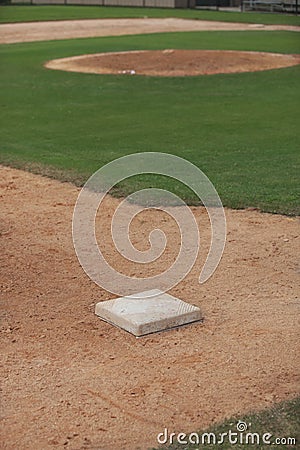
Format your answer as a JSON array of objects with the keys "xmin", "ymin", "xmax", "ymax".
[
  {"xmin": 1, "ymin": 165, "xmax": 299, "ymax": 449},
  {"xmin": 45, "ymin": 49, "xmax": 300, "ymax": 77},
  {"xmin": 0, "ymin": 17, "xmax": 299, "ymax": 44}
]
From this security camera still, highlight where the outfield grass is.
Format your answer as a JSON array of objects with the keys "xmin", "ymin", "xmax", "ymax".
[
  {"xmin": 0, "ymin": 31, "xmax": 299, "ymax": 214},
  {"xmin": 153, "ymin": 397, "xmax": 300, "ymax": 449},
  {"xmin": 0, "ymin": 5, "xmax": 300, "ymax": 26}
]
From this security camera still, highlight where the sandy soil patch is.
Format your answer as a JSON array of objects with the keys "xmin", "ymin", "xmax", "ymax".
[
  {"xmin": 1, "ymin": 165, "xmax": 299, "ymax": 449},
  {"xmin": 45, "ymin": 49, "xmax": 300, "ymax": 77},
  {"xmin": 0, "ymin": 17, "xmax": 299, "ymax": 44}
]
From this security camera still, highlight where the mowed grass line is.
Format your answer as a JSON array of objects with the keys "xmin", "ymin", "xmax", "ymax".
[
  {"xmin": 1, "ymin": 5, "xmax": 300, "ymax": 25},
  {"xmin": 0, "ymin": 31, "xmax": 299, "ymax": 214},
  {"xmin": 153, "ymin": 397, "xmax": 300, "ymax": 450}
]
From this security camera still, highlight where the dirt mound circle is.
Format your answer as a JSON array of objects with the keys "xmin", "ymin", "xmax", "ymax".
[{"xmin": 45, "ymin": 49, "xmax": 300, "ymax": 77}]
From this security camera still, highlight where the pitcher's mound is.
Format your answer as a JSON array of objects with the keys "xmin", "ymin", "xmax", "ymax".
[{"xmin": 45, "ymin": 49, "xmax": 300, "ymax": 77}]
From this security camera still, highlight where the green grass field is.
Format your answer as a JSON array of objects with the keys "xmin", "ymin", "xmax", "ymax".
[
  {"xmin": 1, "ymin": 5, "xmax": 300, "ymax": 25},
  {"xmin": 1, "ymin": 31, "xmax": 299, "ymax": 214}
]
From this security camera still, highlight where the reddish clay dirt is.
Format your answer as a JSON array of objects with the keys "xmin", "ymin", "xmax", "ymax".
[
  {"xmin": 45, "ymin": 49, "xmax": 300, "ymax": 77},
  {"xmin": 1, "ymin": 165, "xmax": 299, "ymax": 450}
]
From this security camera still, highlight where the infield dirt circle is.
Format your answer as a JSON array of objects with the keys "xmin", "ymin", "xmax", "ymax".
[{"xmin": 45, "ymin": 49, "xmax": 300, "ymax": 77}]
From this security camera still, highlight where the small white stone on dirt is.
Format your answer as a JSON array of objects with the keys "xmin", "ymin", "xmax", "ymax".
[{"xmin": 95, "ymin": 289, "xmax": 202, "ymax": 337}]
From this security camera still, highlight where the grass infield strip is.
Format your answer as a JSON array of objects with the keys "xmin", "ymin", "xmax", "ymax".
[{"xmin": 0, "ymin": 5, "xmax": 300, "ymax": 25}]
